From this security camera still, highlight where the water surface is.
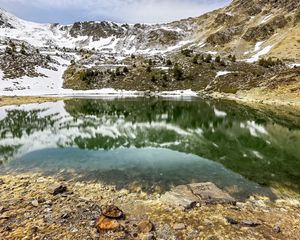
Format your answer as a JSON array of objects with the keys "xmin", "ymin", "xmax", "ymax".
[{"xmin": 1, "ymin": 97, "xmax": 300, "ymax": 198}]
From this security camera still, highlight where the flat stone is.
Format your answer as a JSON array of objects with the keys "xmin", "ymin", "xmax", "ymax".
[
  {"xmin": 138, "ymin": 220, "xmax": 153, "ymax": 233},
  {"xmin": 95, "ymin": 216, "xmax": 120, "ymax": 232},
  {"xmin": 48, "ymin": 184, "xmax": 67, "ymax": 195},
  {"xmin": 188, "ymin": 182, "xmax": 235, "ymax": 204},
  {"xmin": 102, "ymin": 205, "xmax": 123, "ymax": 219},
  {"xmin": 173, "ymin": 223, "xmax": 186, "ymax": 230},
  {"xmin": 160, "ymin": 185, "xmax": 199, "ymax": 209},
  {"xmin": 240, "ymin": 220, "xmax": 261, "ymax": 227}
]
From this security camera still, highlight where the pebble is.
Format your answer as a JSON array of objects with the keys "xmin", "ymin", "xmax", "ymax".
[
  {"xmin": 31, "ymin": 200, "xmax": 39, "ymax": 207},
  {"xmin": 49, "ymin": 184, "xmax": 67, "ymax": 195},
  {"xmin": 102, "ymin": 205, "xmax": 123, "ymax": 219},
  {"xmin": 95, "ymin": 216, "xmax": 120, "ymax": 232},
  {"xmin": 225, "ymin": 217, "xmax": 238, "ymax": 225},
  {"xmin": 138, "ymin": 220, "xmax": 154, "ymax": 233},
  {"xmin": 173, "ymin": 223, "xmax": 186, "ymax": 230},
  {"xmin": 273, "ymin": 225, "xmax": 281, "ymax": 233}
]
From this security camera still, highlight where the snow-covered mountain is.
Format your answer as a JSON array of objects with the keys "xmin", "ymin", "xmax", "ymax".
[
  {"xmin": 0, "ymin": 8, "xmax": 196, "ymax": 54},
  {"xmin": 0, "ymin": 0, "xmax": 299, "ymax": 96}
]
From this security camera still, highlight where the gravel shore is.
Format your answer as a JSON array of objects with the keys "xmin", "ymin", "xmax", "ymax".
[{"xmin": 0, "ymin": 173, "xmax": 299, "ymax": 239}]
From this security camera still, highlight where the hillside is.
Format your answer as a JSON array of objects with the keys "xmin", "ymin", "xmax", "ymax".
[{"xmin": 0, "ymin": 0, "xmax": 299, "ymax": 99}]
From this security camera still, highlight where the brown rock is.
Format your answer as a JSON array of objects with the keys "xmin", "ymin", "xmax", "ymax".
[
  {"xmin": 48, "ymin": 184, "xmax": 67, "ymax": 195},
  {"xmin": 102, "ymin": 205, "xmax": 123, "ymax": 219},
  {"xmin": 138, "ymin": 220, "xmax": 153, "ymax": 233},
  {"xmin": 188, "ymin": 182, "xmax": 235, "ymax": 204},
  {"xmin": 95, "ymin": 216, "xmax": 120, "ymax": 232}
]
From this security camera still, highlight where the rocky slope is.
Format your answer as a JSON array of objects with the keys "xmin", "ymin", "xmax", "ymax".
[{"xmin": 0, "ymin": 0, "xmax": 299, "ymax": 96}]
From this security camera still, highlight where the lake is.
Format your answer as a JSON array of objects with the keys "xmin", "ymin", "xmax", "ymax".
[{"xmin": 1, "ymin": 97, "xmax": 300, "ymax": 199}]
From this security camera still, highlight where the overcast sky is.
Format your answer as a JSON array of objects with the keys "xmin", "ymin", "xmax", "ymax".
[{"xmin": 0, "ymin": 0, "xmax": 231, "ymax": 24}]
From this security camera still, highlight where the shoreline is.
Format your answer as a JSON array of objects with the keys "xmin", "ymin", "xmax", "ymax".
[
  {"xmin": 0, "ymin": 172, "xmax": 299, "ymax": 239},
  {"xmin": 1, "ymin": 87, "xmax": 300, "ymax": 109},
  {"xmin": 208, "ymin": 91, "xmax": 300, "ymax": 109}
]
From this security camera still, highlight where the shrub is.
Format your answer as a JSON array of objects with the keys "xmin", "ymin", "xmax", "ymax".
[
  {"xmin": 181, "ymin": 49, "xmax": 193, "ymax": 57},
  {"xmin": 205, "ymin": 54, "xmax": 212, "ymax": 63},
  {"xmin": 215, "ymin": 56, "xmax": 221, "ymax": 63},
  {"xmin": 166, "ymin": 59, "xmax": 172, "ymax": 66},
  {"xmin": 123, "ymin": 66, "xmax": 129, "ymax": 73},
  {"xmin": 257, "ymin": 57, "xmax": 283, "ymax": 68},
  {"xmin": 219, "ymin": 60, "xmax": 227, "ymax": 67},
  {"xmin": 231, "ymin": 55, "xmax": 236, "ymax": 62},
  {"xmin": 192, "ymin": 55, "xmax": 199, "ymax": 64},
  {"xmin": 151, "ymin": 75, "xmax": 156, "ymax": 82},
  {"xmin": 5, "ymin": 47, "xmax": 13, "ymax": 55},
  {"xmin": 116, "ymin": 67, "xmax": 122, "ymax": 76},
  {"xmin": 173, "ymin": 63, "xmax": 183, "ymax": 81}
]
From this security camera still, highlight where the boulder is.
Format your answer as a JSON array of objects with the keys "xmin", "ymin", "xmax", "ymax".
[
  {"xmin": 160, "ymin": 185, "xmax": 198, "ymax": 209},
  {"xmin": 188, "ymin": 182, "xmax": 236, "ymax": 204},
  {"xmin": 161, "ymin": 182, "xmax": 235, "ymax": 209}
]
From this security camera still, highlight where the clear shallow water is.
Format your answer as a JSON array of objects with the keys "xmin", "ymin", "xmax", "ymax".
[{"xmin": 0, "ymin": 97, "xmax": 300, "ymax": 198}]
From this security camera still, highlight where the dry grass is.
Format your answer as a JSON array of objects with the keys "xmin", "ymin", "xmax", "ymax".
[{"xmin": 0, "ymin": 96, "xmax": 65, "ymax": 107}]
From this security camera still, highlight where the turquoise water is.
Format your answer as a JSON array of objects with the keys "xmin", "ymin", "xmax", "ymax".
[{"xmin": 0, "ymin": 97, "xmax": 300, "ymax": 197}]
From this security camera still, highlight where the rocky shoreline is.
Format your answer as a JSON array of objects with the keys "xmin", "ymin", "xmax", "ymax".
[{"xmin": 0, "ymin": 173, "xmax": 299, "ymax": 239}]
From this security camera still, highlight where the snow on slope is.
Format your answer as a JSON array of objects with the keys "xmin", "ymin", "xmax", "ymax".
[{"xmin": 0, "ymin": 8, "xmax": 193, "ymax": 53}]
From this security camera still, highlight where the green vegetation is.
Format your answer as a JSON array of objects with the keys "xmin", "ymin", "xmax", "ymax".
[
  {"xmin": 258, "ymin": 57, "xmax": 283, "ymax": 68},
  {"xmin": 205, "ymin": 54, "xmax": 212, "ymax": 63},
  {"xmin": 166, "ymin": 59, "xmax": 172, "ymax": 66},
  {"xmin": 173, "ymin": 63, "xmax": 183, "ymax": 81},
  {"xmin": 215, "ymin": 55, "xmax": 221, "ymax": 63},
  {"xmin": 20, "ymin": 43, "xmax": 26, "ymax": 55},
  {"xmin": 123, "ymin": 66, "xmax": 129, "ymax": 73},
  {"xmin": 181, "ymin": 48, "xmax": 193, "ymax": 57}
]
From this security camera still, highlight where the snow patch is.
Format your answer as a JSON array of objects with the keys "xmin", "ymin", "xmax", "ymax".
[
  {"xmin": 214, "ymin": 108, "xmax": 227, "ymax": 118},
  {"xmin": 246, "ymin": 45, "xmax": 273, "ymax": 63},
  {"xmin": 216, "ymin": 71, "xmax": 232, "ymax": 78}
]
